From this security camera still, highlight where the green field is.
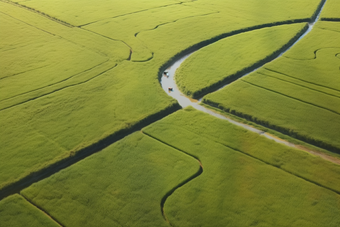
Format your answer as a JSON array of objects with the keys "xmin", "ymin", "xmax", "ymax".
[
  {"xmin": 0, "ymin": 0, "xmax": 325, "ymax": 193},
  {"xmin": 175, "ymin": 23, "xmax": 307, "ymax": 98},
  {"xmin": 321, "ymin": 0, "xmax": 340, "ymax": 21},
  {"xmin": 1, "ymin": 0, "xmax": 340, "ymax": 226},
  {"xmin": 144, "ymin": 108, "xmax": 340, "ymax": 226},
  {"xmin": 0, "ymin": 194, "xmax": 60, "ymax": 227},
  {"xmin": 203, "ymin": 21, "xmax": 340, "ymax": 153},
  {"xmin": 21, "ymin": 132, "xmax": 198, "ymax": 227}
]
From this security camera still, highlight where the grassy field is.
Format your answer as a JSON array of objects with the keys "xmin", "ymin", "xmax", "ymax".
[
  {"xmin": 175, "ymin": 23, "xmax": 307, "ymax": 98},
  {"xmin": 0, "ymin": 194, "xmax": 60, "ymax": 227},
  {"xmin": 143, "ymin": 108, "xmax": 340, "ymax": 226},
  {"xmin": 203, "ymin": 21, "xmax": 340, "ymax": 153},
  {"xmin": 1, "ymin": 0, "xmax": 339, "ymax": 226},
  {"xmin": 0, "ymin": 0, "xmax": 325, "ymax": 192},
  {"xmin": 321, "ymin": 0, "xmax": 340, "ymax": 21},
  {"xmin": 21, "ymin": 132, "xmax": 198, "ymax": 227}
]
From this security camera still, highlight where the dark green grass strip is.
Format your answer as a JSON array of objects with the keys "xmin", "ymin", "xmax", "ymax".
[
  {"xmin": 257, "ymin": 71, "xmax": 340, "ymax": 99},
  {"xmin": 321, "ymin": 18, "xmax": 340, "ymax": 22},
  {"xmin": 241, "ymin": 79, "xmax": 340, "ymax": 115},
  {"xmin": 142, "ymin": 132, "xmax": 203, "ymax": 225},
  {"xmin": 20, "ymin": 194, "xmax": 64, "ymax": 227},
  {"xmin": 0, "ymin": 103, "xmax": 181, "ymax": 201}
]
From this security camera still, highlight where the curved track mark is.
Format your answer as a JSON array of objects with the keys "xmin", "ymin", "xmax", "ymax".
[
  {"xmin": 142, "ymin": 132, "xmax": 203, "ymax": 225},
  {"xmin": 283, "ymin": 47, "xmax": 340, "ymax": 60},
  {"xmin": 0, "ymin": 64, "xmax": 117, "ymax": 112}
]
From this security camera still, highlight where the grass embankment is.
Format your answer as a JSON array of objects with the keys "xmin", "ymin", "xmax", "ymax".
[
  {"xmin": 21, "ymin": 132, "xmax": 198, "ymax": 227},
  {"xmin": 144, "ymin": 108, "xmax": 340, "ymax": 226},
  {"xmin": 321, "ymin": 0, "xmax": 340, "ymax": 21},
  {"xmin": 203, "ymin": 22, "xmax": 340, "ymax": 153},
  {"xmin": 175, "ymin": 23, "xmax": 307, "ymax": 98},
  {"xmin": 0, "ymin": 194, "xmax": 60, "ymax": 227}
]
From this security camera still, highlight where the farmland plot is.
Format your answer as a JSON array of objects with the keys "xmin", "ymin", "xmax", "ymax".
[
  {"xmin": 21, "ymin": 132, "xmax": 198, "ymax": 227},
  {"xmin": 175, "ymin": 23, "xmax": 307, "ymax": 98},
  {"xmin": 0, "ymin": 194, "xmax": 60, "ymax": 227},
  {"xmin": 203, "ymin": 22, "xmax": 340, "ymax": 153},
  {"xmin": 1, "ymin": 0, "xmax": 339, "ymax": 226},
  {"xmin": 321, "ymin": 0, "xmax": 340, "ymax": 21},
  {"xmin": 144, "ymin": 108, "xmax": 340, "ymax": 226},
  {"xmin": 0, "ymin": 0, "xmax": 325, "ymax": 192}
]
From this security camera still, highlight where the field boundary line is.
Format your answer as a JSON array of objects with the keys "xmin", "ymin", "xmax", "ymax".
[
  {"xmin": 20, "ymin": 193, "xmax": 64, "ymax": 227},
  {"xmin": 0, "ymin": 60, "xmax": 111, "ymax": 103},
  {"xmin": 142, "ymin": 131, "xmax": 203, "ymax": 225},
  {"xmin": 258, "ymin": 72, "xmax": 340, "ymax": 99},
  {"xmin": 241, "ymin": 79, "xmax": 340, "ymax": 115},
  {"xmin": 78, "ymin": 0, "xmax": 198, "ymax": 27},
  {"xmin": 216, "ymin": 141, "xmax": 340, "ymax": 196},
  {"xmin": 0, "ymin": 103, "xmax": 181, "ymax": 200},
  {"xmin": 0, "ymin": 0, "xmax": 74, "ymax": 27},
  {"xmin": 0, "ymin": 64, "xmax": 117, "ymax": 112},
  {"xmin": 283, "ymin": 46, "xmax": 340, "ymax": 60},
  {"xmin": 264, "ymin": 67, "xmax": 340, "ymax": 93}
]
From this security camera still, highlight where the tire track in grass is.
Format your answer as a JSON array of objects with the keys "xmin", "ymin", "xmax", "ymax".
[
  {"xmin": 241, "ymin": 79, "xmax": 340, "ymax": 116},
  {"xmin": 0, "ymin": 0, "xmax": 74, "ymax": 28},
  {"xmin": 0, "ymin": 11, "xmax": 131, "ymax": 59},
  {"xmin": 20, "ymin": 193, "xmax": 64, "ymax": 227},
  {"xmin": 257, "ymin": 72, "xmax": 340, "ymax": 99},
  {"xmin": 283, "ymin": 47, "xmax": 340, "ymax": 60},
  {"xmin": 132, "ymin": 11, "xmax": 219, "ymax": 63},
  {"xmin": 0, "ymin": 64, "xmax": 49, "ymax": 81},
  {"xmin": 0, "ymin": 64, "xmax": 117, "ymax": 112},
  {"xmin": 78, "ymin": 0, "xmax": 199, "ymax": 27},
  {"xmin": 264, "ymin": 67, "xmax": 340, "ymax": 93},
  {"xmin": 0, "ymin": 60, "xmax": 111, "ymax": 102},
  {"xmin": 258, "ymin": 71, "xmax": 340, "ymax": 99},
  {"xmin": 142, "ymin": 131, "xmax": 203, "ymax": 225}
]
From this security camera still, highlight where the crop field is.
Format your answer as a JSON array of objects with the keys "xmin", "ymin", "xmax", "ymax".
[
  {"xmin": 320, "ymin": 0, "xmax": 340, "ymax": 21},
  {"xmin": 175, "ymin": 23, "xmax": 307, "ymax": 98},
  {"xmin": 21, "ymin": 132, "xmax": 198, "ymax": 227},
  {"xmin": 0, "ymin": 194, "xmax": 59, "ymax": 227},
  {"xmin": 203, "ymin": 21, "xmax": 340, "ymax": 153},
  {"xmin": 144, "ymin": 108, "xmax": 340, "ymax": 226},
  {"xmin": 1, "ymin": 0, "xmax": 340, "ymax": 226}
]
